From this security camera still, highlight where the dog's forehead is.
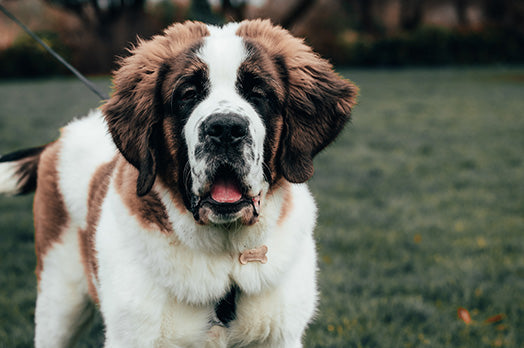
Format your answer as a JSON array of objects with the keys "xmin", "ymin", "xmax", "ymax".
[{"xmin": 197, "ymin": 23, "xmax": 248, "ymax": 89}]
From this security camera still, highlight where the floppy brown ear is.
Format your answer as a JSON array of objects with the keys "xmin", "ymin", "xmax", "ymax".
[
  {"xmin": 102, "ymin": 21, "xmax": 209, "ymax": 196},
  {"xmin": 237, "ymin": 19, "xmax": 358, "ymax": 184},
  {"xmin": 280, "ymin": 52, "xmax": 358, "ymax": 183},
  {"xmin": 102, "ymin": 47, "xmax": 169, "ymax": 197}
]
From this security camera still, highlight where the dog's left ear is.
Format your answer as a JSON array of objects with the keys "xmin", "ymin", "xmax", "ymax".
[
  {"xmin": 280, "ymin": 53, "xmax": 358, "ymax": 183},
  {"xmin": 237, "ymin": 20, "xmax": 358, "ymax": 184},
  {"xmin": 102, "ymin": 43, "xmax": 168, "ymax": 197}
]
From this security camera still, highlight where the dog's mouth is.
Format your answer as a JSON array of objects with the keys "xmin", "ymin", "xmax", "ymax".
[
  {"xmin": 210, "ymin": 173, "xmax": 244, "ymax": 204},
  {"xmin": 191, "ymin": 166, "xmax": 261, "ymax": 225}
]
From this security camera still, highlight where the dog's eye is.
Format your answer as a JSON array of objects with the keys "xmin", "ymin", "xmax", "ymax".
[
  {"xmin": 180, "ymin": 87, "xmax": 197, "ymax": 102},
  {"xmin": 248, "ymin": 87, "xmax": 266, "ymax": 103}
]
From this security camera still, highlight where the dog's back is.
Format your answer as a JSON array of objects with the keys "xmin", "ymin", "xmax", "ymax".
[{"xmin": 0, "ymin": 110, "xmax": 115, "ymax": 221}]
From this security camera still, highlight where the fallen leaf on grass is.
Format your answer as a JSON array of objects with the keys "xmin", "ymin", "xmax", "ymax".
[
  {"xmin": 457, "ymin": 307, "xmax": 472, "ymax": 324},
  {"xmin": 485, "ymin": 314, "xmax": 505, "ymax": 324}
]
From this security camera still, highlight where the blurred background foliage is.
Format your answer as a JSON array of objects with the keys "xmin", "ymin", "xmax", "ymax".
[{"xmin": 1, "ymin": 0, "xmax": 524, "ymax": 77}]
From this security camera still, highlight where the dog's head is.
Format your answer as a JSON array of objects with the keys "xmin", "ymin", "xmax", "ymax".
[{"xmin": 103, "ymin": 20, "xmax": 358, "ymax": 226}]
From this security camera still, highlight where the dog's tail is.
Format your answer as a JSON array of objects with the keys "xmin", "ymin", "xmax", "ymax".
[{"xmin": 0, "ymin": 145, "xmax": 47, "ymax": 195}]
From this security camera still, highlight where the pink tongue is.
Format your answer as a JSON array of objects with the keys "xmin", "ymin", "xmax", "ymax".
[{"xmin": 211, "ymin": 177, "xmax": 242, "ymax": 203}]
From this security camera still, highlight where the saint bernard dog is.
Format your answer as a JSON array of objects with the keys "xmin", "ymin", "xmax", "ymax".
[{"xmin": 0, "ymin": 20, "xmax": 357, "ymax": 347}]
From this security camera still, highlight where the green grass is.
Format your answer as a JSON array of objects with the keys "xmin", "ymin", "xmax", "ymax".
[{"xmin": 1, "ymin": 68, "xmax": 523, "ymax": 347}]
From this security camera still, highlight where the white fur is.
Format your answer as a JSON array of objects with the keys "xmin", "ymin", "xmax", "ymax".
[
  {"xmin": 58, "ymin": 110, "xmax": 117, "ymax": 230},
  {"xmin": 0, "ymin": 161, "xmax": 20, "ymax": 195},
  {"xmin": 94, "ymin": 175, "xmax": 317, "ymax": 347},
  {"xmin": 35, "ymin": 224, "xmax": 93, "ymax": 348}
]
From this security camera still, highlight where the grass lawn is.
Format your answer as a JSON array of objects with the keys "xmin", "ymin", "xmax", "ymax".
[{"xmin": 0, "ymin": 68, "xmax": 523, "ymax": 347}]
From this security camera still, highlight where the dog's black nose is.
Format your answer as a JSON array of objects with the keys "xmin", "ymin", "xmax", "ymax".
[{"xmin": 204, "ymin": 114, "xmax": 249, "ymax": 145}]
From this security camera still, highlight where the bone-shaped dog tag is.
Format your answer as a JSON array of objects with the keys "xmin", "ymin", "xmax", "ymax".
[{"xmin": 239, "ymin": 245, "xmax": 268, "ymax": 265}]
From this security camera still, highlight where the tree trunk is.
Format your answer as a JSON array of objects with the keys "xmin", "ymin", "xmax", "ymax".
[
  {"xmin": 455, "ymin": 0, "xmax": 469, "ymax": 26},
  {"xmin": 400, "ymin": 0, "xmax": 423, "ymax": 31}
]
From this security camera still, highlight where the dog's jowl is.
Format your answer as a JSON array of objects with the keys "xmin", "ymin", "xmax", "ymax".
[{"xmin": 0, "ymin": 20, "xmax": 357, "ymax": 348}]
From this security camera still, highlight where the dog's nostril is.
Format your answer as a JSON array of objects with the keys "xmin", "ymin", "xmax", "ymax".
[
  {"xmin": 204, "ymin": 114, "xmax": 248, "ymax": 144},
  {"xmin": 208, "ymin": 124, "xmax": 224, "ymax": 138},
  {"xmin": 231, "ymin": 124, "xmax": 247, "ymax": 140}
]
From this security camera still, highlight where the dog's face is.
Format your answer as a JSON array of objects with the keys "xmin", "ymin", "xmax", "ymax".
[
  {"xmin": 181, "ymin": 26, "xmax": 273, "ymax": 225},
  {"xmin": 103, "ymin": 20, "xmax": 357, "ymax": 226}
]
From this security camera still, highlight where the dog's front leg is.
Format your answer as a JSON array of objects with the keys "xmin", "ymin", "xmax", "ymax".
[
  {"xmin": 100, "ymin": 281, "xmax": 215, "ymax": 348},
  {"xmin": 101, "ymin": 292, "xmax": 166, "ymax": 348}
]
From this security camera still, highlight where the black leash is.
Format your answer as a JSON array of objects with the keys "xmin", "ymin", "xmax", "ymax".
[{"xmin": 0, "ymin": 4, "xmax": 109, "ymax": 100}]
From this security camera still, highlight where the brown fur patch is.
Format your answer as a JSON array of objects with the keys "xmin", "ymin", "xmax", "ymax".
[
  {"xmin": 237, "ymin": 19, "xmax": 359, "ymax": 184},
  {"xmin": 236, "ymin": 45, "xmax": 286, "ymax": 184},
  {"xmin": 114, "ymin": 158, "xmax": 174, "ymax": 234},
  {"xmin": 155, "ymin": 58, "xmax": 209, "ymax": 201},
  {"xmin": 102, "ymin": 21, "xmax": 210, "ymax": 197},
  {"xmin": 264, "ymin": 179, "xmax": 293, "ymax": 226},
  {"xmin": 33, "ymin": 141, "xmax": 69, "ymax": 282},
  {"xmin": 275, "ymin": 181, "xmax": 293, "ymax": 226},
  {"xmin": 266, "ymin": 117, "xmax": 284, "ymax": 182},
  {"xmin": 79, "ymin": 158, "xmax": 118, "ymax": 303}
]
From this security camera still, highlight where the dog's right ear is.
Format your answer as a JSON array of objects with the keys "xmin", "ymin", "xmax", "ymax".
[
  {"xmin": 102, "ymin": 21, "xmax": 209, "ymax": 196},
  {"xmin": 102, "ymin": 55, "xmax": 166, "ymax": 196}
]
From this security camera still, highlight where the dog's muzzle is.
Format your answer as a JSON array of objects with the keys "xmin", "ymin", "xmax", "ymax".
[{"xmin": 190, "ymin": 113, "xmax": 262, "ymax": 225}]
